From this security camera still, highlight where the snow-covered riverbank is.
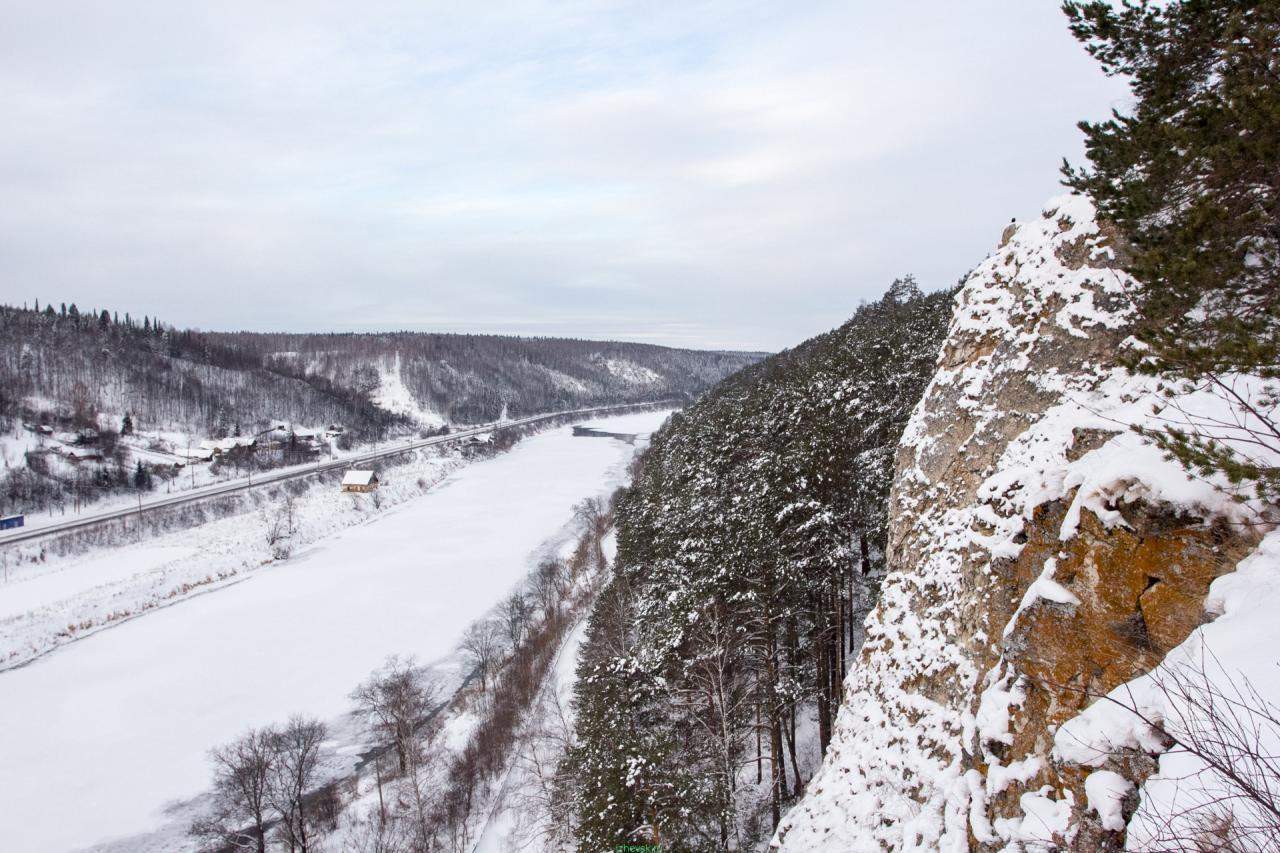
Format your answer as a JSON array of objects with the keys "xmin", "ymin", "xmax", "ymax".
[
  {"xmin": 0, "ymin": 442, "xmax": 466, "ymax": 670},
  {"xmin": 0, "ymin": 410, "xmax": 670, "ymax": 853}
]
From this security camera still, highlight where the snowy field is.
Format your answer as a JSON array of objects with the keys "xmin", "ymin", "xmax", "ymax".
[{"xmin": 0, "ymin": 410, "xmax": 669, "ymax": 853}]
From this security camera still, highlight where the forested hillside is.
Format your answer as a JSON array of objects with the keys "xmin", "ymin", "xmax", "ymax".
[
  {"xmin": 0, "ymin": 303, "xmax": 758, "ymax": 518},
  {"xmin": 0, "ymin": 305, "xmax": 395, "ymax": 438},
  {"xmin": 210, "ymin": 330, "xmax": 760, "ymax": 425},
  {"xmin": 557, "ymin": 279, "xmax": 954, "ymax": 849},
  {"xmin": 0, "ymin": 304, "xmax": 760, "ymax": 436}
]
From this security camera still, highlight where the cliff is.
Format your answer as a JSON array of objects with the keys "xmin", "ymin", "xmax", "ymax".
[{"xmin": 774, "ymin": 195, "xmax": 1275, "ymax": 850}]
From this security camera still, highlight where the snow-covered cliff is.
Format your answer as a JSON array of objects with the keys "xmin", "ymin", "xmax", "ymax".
[{"xmin": 774, "ymin": 196, "xmax": 1276, "ymax": 851}]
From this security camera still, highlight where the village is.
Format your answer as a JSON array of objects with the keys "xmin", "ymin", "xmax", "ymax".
[
  {"xmin": 0, "ymin": 395, "xmax": 566, "ymax": 533},
  {"xmin": 18, "ymin": 416, "xmax": 343, "ymax": 466},
  {"xmin": 0, "ymin": 413, "xmax": 366, "ymax": 523}
]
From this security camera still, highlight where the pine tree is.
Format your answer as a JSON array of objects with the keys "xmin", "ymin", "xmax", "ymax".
[
  {"xmin": 564, "ymin": 282, "xmax": 955, "ymax": 847},
  {"xmin": 1063, "ymin": 0, "xmax": 1280, "ymax": 501}
]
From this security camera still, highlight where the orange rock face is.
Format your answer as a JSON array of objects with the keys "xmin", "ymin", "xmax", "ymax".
[{"xmin": 979, "ymin": 499, "xmax": 1257, "ymax": 846}]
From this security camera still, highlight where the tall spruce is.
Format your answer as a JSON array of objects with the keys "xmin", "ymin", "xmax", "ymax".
[
  {"xmin": 1063, "ymin": 0, "xmax": 1280, "ymax": 500},
  {"xmin": 560, "ymin": 281, "xmax": 954, "ymax": 848}
]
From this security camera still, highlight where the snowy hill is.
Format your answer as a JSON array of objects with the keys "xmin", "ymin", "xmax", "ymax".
[
  {"xmin": 0, "ymin": 307, "xmax": 759, "ymax": 515},
  {"xmin": 215, "ymin": 329, "xmax": 763, "ymax": 425},
  {"xmin": 0, "ymin": 307, "xmax": 759, "ymax": 437}
]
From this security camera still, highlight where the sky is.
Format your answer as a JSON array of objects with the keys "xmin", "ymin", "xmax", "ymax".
[{"xmin": 0, "ymin": 1, "xmax": 1128, "ymax": 352}]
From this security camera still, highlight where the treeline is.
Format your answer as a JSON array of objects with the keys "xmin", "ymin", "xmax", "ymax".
[
  {"xmin": 0, "ymin": 303, "xmax": 759, "ymax": 437},
  {"xmin": 212, "ymin": 330, "xmax": 763, "ymax": 424},
  {"xmin": 557, "ymin": 279, "xmax": 954, "ymax": 849}
]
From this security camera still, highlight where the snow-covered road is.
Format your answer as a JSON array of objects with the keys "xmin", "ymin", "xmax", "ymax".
[{"xmin": 0, "ymin": 411, "xmax": 669, "ymax": 853}]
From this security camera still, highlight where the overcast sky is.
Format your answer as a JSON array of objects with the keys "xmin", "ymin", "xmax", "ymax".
[{"xmin": 0, "ymin": 1, "xmax": 1126, "ymax": 352}]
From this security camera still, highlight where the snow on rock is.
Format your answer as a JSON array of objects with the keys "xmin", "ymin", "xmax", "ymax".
[
  {"xmin": 1084, "ymin": 770, "xmax": 1133, "ymax": 833},
  {"xmin": 975, "ymin": 664, "xmax": 1027, "ymax": 747},
  {"xmin": 993, "ymin": 789, "xmax": 1075, "ymax": 850},
  {"xmin": 1002, "ymin": 557, "xmax": 1080, "ymax": 639},
  {"xmin": 1055, "ymin": 526, "xmax": 1280, "ymax": 847},
  {"xmin": 774, "ymin": 194, "xmax": 1275, "ymax": 851},
  {"xmin": 987, "ymin": 756, "xmax": 1044, "ymax": 797}
]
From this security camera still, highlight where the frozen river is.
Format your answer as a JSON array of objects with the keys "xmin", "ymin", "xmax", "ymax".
[{"xmin": 0, "ymin": 410, "xmax": 669, "ymax": 852}]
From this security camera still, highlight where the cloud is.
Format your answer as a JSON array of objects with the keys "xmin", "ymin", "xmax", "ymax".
[{"xmin": 0, "ymin": 0, "xmax": 1127, "ymax": 350}]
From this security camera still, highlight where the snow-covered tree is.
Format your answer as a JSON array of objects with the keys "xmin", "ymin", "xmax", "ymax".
[{"xmin": 563, "ymin": 280, "xmax": 955, "ymax": 846}]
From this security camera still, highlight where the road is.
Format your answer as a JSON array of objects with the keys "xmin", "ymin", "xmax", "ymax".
[{"xmin": 0, "ymin": 400, "xmax": 676, "ymax": 548}]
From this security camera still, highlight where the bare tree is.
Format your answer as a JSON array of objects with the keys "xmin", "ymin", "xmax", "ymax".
[
  {"xmin": 69, "ymin": 379, "xmax": 95, "ymax": 428},
  {"xmin": 268, "ymin": 716, "xmax": 328, "ymax": 853},
  {"xmin": 402, "ymin": 748, "xmax": 444, "ymax": 851},
  {"xmin": 573, "ymin": 495, "xmax": 608, "ymax": 531},
  {"xmin": 1104, "ymin": 652, "xmax": 1280, "ymax": 852},
  {"xmin": 263, "ymin": 495, "xmax": 297, "ymax": 560},
  {"xmin": 573, "ymin": 496, "xmax": 610, "ymax": 570},
  {"xmin": 350, "ymin": 656, "xmax": 438, "ymax": 776},
  {"xmin": 507, "ymin": 674, "xmax": 581, "ymax": 852},
  {"xmin": 460, "ymin": 619, "xmax": 505, "ymax": 692},
  {"xmin": 282, "ymin": 493, "xmax": 297, "ymax": 535},
  {"xmin": 1032, "ymin": 646, "xmax": 1280, "ymax": 851},
  {"xmin": 672, "ymin": 613, "xmax": 756, "ymax": 850},
  {"xmin": 531, "ymin": 558, "xmax": 567, "ymax": 619},
  {"xmin": 501, "ymin": 591, "xmax": 531, "ymax": 648},
  {"xmin": 339, "ymin": 812, "xmax": 410, "ymax": 853},
  {"xmin": 309, "ymin": 782, "xmax": 345, "ymax": 839},
  {"xmin": 192, "ymin": 727, "xmax": 276, "ymax": 853}
]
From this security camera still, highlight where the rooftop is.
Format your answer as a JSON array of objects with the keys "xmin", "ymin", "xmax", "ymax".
[{"xmin": 341, "ymin": 469, "xmax": 377, "ymax": 486}]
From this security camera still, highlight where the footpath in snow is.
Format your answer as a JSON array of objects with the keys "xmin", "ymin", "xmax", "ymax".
[{"xmin": 0, "ymin": 410, "xmax": 669, "ymax": 853}]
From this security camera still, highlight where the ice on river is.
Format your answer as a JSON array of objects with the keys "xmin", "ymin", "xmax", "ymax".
[{"xmin": 0, "ymin": 411, "xmax": 669, "ymax": 852}]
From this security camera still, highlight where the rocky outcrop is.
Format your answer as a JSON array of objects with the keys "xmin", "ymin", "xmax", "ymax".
[{"xmin": 774, "ymin": 195, "xmax": 1264, "ymax": 851}]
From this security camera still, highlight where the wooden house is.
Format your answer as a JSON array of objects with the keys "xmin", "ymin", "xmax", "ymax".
[
  {"xmin": 61, "ymin": 446, "xmax": 104, "ymax": 463},
  {"xmin": 341, "ymin": 470, "xmax": 379, "ymax": 493}
]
